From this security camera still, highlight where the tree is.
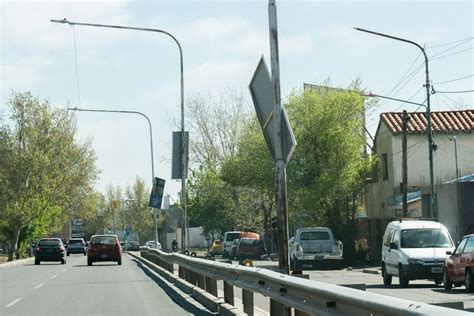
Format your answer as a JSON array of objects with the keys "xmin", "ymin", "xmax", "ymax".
[
  {"xmin": 185, "ymin": 90, "xmax": 252, "ymax": 234},
  {"xmin": 124, "ymin": 177, "xmax": 153, "ymax": 243},
  {"xmin": 0, "ymin": 92, "xmax": 98, "ymax": 261}
]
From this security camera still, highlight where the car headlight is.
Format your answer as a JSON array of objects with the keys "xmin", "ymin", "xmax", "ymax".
[{"xmin": 408, "ymin": 259, "xmax": 424, "ymax": 265}]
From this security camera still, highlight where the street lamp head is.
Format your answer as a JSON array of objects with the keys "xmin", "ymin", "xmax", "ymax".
[
  {"xmin": 449, "ymin": 136, "xmax": 457, "ymax": 142},
  {"xmin": 50, "ymin": 18, "xmax": 69, "ymax": 24}
]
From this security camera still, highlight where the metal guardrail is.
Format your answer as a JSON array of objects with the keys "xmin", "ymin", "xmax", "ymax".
[{"xmin": 139, "ymin": 248, "xmax": 470, "ymax": 316}]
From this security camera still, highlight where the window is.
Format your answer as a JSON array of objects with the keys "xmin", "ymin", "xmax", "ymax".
[
  {"xmin": 300, "ymin": 231, "xmax": 330, "ymax": 240},
  {"xmin": 400, "ymin": 229, "xmax": 453, "ymax": 248},
  {"xmin": 464, "ymin": 237, "xmax": 474, "ymax": 253},
  {"xmin": 454, "ymin": 237, "xmax": 468, "ymax": 254},
  {"xmin": 382, "ymin": 153, "xmax": 388, "ymax": 180}
]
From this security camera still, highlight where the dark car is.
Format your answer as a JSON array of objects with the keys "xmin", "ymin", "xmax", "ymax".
[
  {"xmin": 125, "ymin": 241, "xmax": 140, "ymax": 251},
  {"xmin": 35, "ymin": 238, "xmax": 66, "ymax": 265},
  {"xmin": 67, "ymin": 238, "xmax": 87, "ymax": 256},
  {"xmin": 87, "ymin": 234, "xmax": 122, "ymax": 266},
  {"xmin": 235, "ymin": 238, "xmax": 266, "ymax": 260},
  {"xmin": 443, "ymin": 234, "xmax": 474, "ymax": 292}
]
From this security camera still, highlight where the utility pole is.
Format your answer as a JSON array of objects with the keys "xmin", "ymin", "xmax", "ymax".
[{"xmin": 402, "ymin": 110, "xmax": 410, "ymax": 217}]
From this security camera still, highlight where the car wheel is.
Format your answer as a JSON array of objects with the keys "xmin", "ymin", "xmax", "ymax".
[
  {"xmin": 87, "ymin": 258, "xmax": 92, "ymax": 266},
  {"xmin": 35, "ymin": 259, "xmax": 40, "ymax": 265},
  {"xmin": 399, "ymin": 265, "xmax": 409, "ymax": 288},
  {"xmin": 118, "ymin": 258, "xmax": 122, "ymax": 266},
  {"xmin": 67, "ymin": 252, "xmax": 70, "ymax": 256},
  {"xmin": 294, "ymin": 258, "xmax": 302, "ymax": 270},
  {"xmin": 465, "ymin": 269, "xmax": 473, "ymax": 292},
  {"xmin": 443, "ymin": 268, "xmax": 453, "ymax": 290},
  {"xmin": 434, "ymin": 278, "xmax": 442, "ymax": 286},
  {"xmin": 83, "ymin": 252, "xmax": 86, "ymax": 256},
  {"xmin": 382, "ymin": 264, "xmax": 392, "ymax": 286},
  {"xmin": 61, "ymin": 258, "xmax": 66, "ymax": 265}
]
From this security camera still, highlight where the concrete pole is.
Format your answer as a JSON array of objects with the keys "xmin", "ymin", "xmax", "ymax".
[{"xmin": 402, "ymin": 110, "xmax": 409, "ymax": 217}]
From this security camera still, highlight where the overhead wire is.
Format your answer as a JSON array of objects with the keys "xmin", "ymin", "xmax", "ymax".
[
  {"xmin": 72, "ymin": 25, "xmax": 82, "ymax": 107},
  {"xmin": 428, "ymin": 37, "xmax": 473, "ymax": 60},
  {"xmin": 426, "ymin": 36, "xmax": 474, "ymax": 49},
  {"xmin": 430, "ymin": 46, "xmax": 473, "ymax": 61},
  {"xmin": 433, "ymin": 74, "xmax": 473, "ymax": 85}
]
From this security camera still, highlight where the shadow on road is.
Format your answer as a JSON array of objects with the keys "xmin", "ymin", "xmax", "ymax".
[
  {"xmin": 432, "ymin": 288, "xmax": 471, "ymax": 295},
  {"xmin": 367, "ymin": 283, "xmax": 440, "ymax": 289},
  {"xmin": 131, "ymin": 258, "xmax": 214, "ymax": 316}
]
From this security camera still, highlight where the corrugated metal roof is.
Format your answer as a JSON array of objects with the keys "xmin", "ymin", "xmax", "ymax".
[{"xmin": 381, "ymin": 110, "xmax": 473, "ymax": 135}]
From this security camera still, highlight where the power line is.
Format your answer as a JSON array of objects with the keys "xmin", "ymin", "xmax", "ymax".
[
  {"xmin": 433, "ymin": 74, "xmax": 473, "ymax": 85},
  {"xmin": 72, "ymin": 25, "xmax": 82, "ymax": 107},
  {"xmin": 428, "ymin": 37, "xmax": 473, "ymax": 59},
  {"xmin": 385, "ymin": 52, "xmax": 422, "ymax": 97},
  {"xmin": 434, "ymin": 90, "xmax": 474, "ymax": 94},
  {"xmin": 430, "ymin": 46, "xmax": 474, "ymax": 61},
  {"xmin": 426, "ymin": 36, "xmax": 474, "ymax": 49}
]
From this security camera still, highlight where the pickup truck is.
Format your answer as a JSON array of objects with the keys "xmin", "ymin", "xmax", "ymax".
[{"xmin": 289, "ymin": 227, "xmax": 343, "ymax": 270}]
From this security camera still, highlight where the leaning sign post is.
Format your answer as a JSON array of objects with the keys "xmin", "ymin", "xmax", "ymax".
[{"xmin": 249, "ymin": 1, "xmax": 296, "ymax": 284}]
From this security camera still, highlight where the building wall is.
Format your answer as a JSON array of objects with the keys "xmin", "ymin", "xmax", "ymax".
[
  {"xmin": 436, "ymin": 183, "xmax": 460, "ymax": 242},
  {"xmin": 367, "ymin": 122, "xmax": 474, "ymax": 220}
]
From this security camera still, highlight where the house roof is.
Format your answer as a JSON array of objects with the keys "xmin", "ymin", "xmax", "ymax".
[{"xmin": 380, "ymin": 110, "xmax": 473, "ymax": 135}]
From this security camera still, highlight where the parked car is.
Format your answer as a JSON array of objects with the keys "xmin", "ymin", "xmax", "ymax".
[
  {"xmin": 443, "ymin": 234, "xmax": 474, "ymax": 292},
  {"xmin": 229, "ymin": 239, "xmax": 240, "ymax": 259},
  {"xmin": 381, "ymin": 220, "xmax": 455, "ymax": 288},
  {"xmin": 222, "ymin": 231, "xmax": 259, "ymax": 258},
  {"xmin": 235, "ymin": 238, "xmax": 266, "ymax": 260},
  {"xmin": 209, "ymin": 240, "xmax": 224, "ymax": 256},
  {"xmin": 87, "ymin": 234, "xmax": 122, "ymax": 266},
  {"xmin": 145, "ymin": 240, "xmax": 161, "ymax": 249},
  {"xmin": 67, "ymin": 238, "xmax": 87, "ymax": 256},
  {"xmin": 126, "ymin": 241, "xmax": 140, "ymax": 251},
  {"xmin": 35, "ymin": 238, "xmax": 66, "ymax": 265},
  {"xmin": 289, "ymin": 227, "xmax": 343, "ymax": 270}
]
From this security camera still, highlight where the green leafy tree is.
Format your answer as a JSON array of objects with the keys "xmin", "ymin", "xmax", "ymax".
[
  {"xmin": 124, "ymin": 177, "xmax": 153, "ymax": 243},
  {"xmin": 0, "ymin": 92, "xmax": 98, "ymax": 261}
]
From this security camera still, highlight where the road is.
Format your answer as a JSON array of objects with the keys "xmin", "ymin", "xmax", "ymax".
[{"xmin": 0, "ymin": 254, "xmax": 212, "ymax": 316}]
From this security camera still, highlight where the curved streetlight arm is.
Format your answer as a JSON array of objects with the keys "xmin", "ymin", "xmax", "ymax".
[
  {"xmin": 57, "ymin": 17, "xmax": 188, "ymax": 251},
  {"xmin": 67, "ymin": 107, "xmax": 155, "ymax": 182},
  {"xmin": 354, "ymin": 26, "xmax": 436, "ymax": 218}
]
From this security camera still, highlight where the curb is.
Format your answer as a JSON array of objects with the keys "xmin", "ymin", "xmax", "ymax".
[
  {"xmin": 362, "ymin": 269, "xmax": 381, "ymax": 275},
  {"xmin": 0, "ymin": 257, "xmax": 34, "ymax": 269}
]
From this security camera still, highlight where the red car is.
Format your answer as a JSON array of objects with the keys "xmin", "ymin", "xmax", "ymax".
[
  {"xmin": 87, "ymin": 234, "xmax": 122, "ymax": 266},
  {"xmin": 235, "ymin": 238, "xmax": 266, "ymax": 260},
  {"xmin": 443, "ymin": 234, "xmax": 474, "ymax": 292}
]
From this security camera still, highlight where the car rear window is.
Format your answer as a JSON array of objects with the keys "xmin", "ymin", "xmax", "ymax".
[
  {"xmin": 68, "ymin": 239, "xmax": 84, "ymax": 245},
  {"xmin": 91, "ymin": 236, "xmax": 117, "ymax": 245},
  {"xmin": 226, "ymin": 233, "xmax": 240, "ymax": 241},
  {"xmin": 300, "ymin": 231, "xmax": 330, "ymax": 240},
  {"xmin": 240, "ymin": 239, "xmax": 260, "ymax": 246},
  {"xmin": 38, "ymin": 240, "xmax": 61, "ymax": 246}
]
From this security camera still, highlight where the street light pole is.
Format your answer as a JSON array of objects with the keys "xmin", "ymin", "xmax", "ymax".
[
  {"xmin": 449, "ymin": 136, "xmax": 459, "ymax": 182},
  {"xmin": 67, "ymin": 107, "xmax": 158, "ymax": 244},
  {"xmin": 354, "ymin": 27, "xmax": 437, "ymax": 219},
  {"xmin": 53, "ymin": 18, "xmax": 187, "ymax": 250}
]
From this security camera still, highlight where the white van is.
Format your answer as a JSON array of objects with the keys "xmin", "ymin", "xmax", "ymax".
[{"xmin": 381, "ymin": 220, "xmax": 455, "ymax": 287}]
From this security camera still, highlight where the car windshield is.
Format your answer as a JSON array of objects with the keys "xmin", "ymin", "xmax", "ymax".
[
  {"xmin": 401, "ymin": 228, "xmax": 453, "ymax": 248},
  {"xmin": 91, "ymin": 236, "xmax": 116, "ymax": 245}
]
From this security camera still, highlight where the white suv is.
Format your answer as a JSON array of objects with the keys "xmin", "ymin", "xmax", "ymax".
[{"xmin": 381, "ymin": 220, "xmax": 455, "ymax": 287}]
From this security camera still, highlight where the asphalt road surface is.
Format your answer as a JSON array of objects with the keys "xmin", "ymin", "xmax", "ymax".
[{"xmin": 1, "ymin": 254, "xmax": 212, "ymax": 316}]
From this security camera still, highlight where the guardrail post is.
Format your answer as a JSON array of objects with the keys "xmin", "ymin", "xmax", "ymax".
[
  {"xmin": 224, "ymin": 281, "xmax": 234, "ymax": 305},
  {"xmin": 168, "ymin": 262, "xmax": 174, "ymax": 274},
  {"xmin": 242, "ymin": 289, "xmax": 254, "ymax": 316},
  {"xmin": 205, "ymin": 276, "xmax": 218, "ymax": 296},
  {"xmin": 179, "ymin": 266, "xmax": 185, "ymax": 279},
  {"xmin": 270, "ymin": 299, "xmax": 287, "ymax": 316},
  {"xmin": 197, "ymin": 273, "xmax": 205, "ymax": 290}
]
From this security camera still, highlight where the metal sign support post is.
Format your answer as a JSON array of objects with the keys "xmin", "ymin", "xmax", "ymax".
[{"xmin": 268, "ymin": 0, "xmax": 290, "ymax": 276}]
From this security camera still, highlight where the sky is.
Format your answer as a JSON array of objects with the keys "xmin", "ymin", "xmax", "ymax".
[{"xmin": 1, "ymin": 0, "xmax": 473, "ymax": 200}]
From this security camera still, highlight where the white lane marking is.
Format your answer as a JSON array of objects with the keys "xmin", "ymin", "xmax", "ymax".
[
  {"xmin": 51, "ymin": 274, "xmax": 58, "ymax": 279},
  {"xmin": 34, "ymin": 283, "xmax": 44, "ymax": 289},
  {"xmin": 6, "ymin": 298, "xmax": 21, "ymax": 308}
]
